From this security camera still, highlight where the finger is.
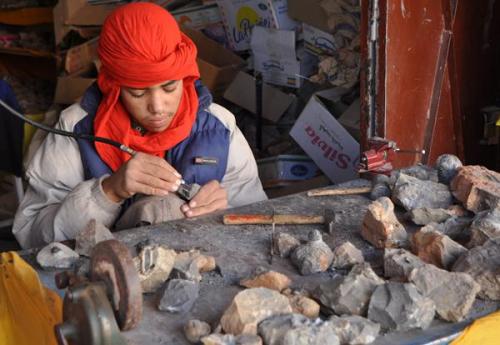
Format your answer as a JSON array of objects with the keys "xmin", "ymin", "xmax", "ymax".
[
  {"xmin": 135, "ymin": 152, "xmax": 181, "ymax": 178},
  {"xmin": 131, "ymin": 171, "xmax": 181, "ymax": 195},
  {"xmin": 189, "ymin": 181, "xmax": 221, "ymax": 207},
  {"xmin": 129, "ymin": 158, "xmax": 181, "ymax": 184},
  {"xmin": 184, "ymin": 197, "xmax": 227, "ymax": 218}
]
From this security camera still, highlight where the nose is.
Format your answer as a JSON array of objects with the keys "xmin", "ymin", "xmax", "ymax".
[{"xmin": 147, "ymin": 90, "xmax": 166, "ymax": 116}]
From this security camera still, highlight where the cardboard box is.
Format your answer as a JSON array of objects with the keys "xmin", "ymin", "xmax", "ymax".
[
  {"xmin": 251, "ymin": 26, "xmax": 303, "ymax": 88},
  {"xmin": 290, "ymin": 89, "xmax": 360, "ymax": 183},
  {"xmin": 337, "ymin": 98, "xmax": 360, "ymax": 141},
  {"xmin": 224, "ymin": 71, "xmax": 295, "ymax": 123},
  {"xmin": 257, "ymin": 154, "xmax": 319, "ymax": 182},
  {"xmin": 288, "ymin": 0, "xmax": 330, "ymax": 33},
  {"xmin": 64, "ymin": 37, "xmax": 99, "ymax": 75},
  {"xmin": 54, "ymin": 75, "xmax": 95, "ymax": 105},
  {"xmin": 216, "ymin": 0, "xmax": 298, "ymax": 51},
  {"xmin": 173, "ymin": 3, "xmax": 222, "ymax": 30},
  {"xmin": 182, "ymin": 26, "xmax": 244, "ymax": 95},
  {"xmin": 302, "ymin": 23, "xmax": 338, "ymax": 56}
]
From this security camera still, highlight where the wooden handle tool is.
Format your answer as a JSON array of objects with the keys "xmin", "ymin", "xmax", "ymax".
[
  {"xmin": 223, "ymin": 214, "xmax": 325, "ymax": 225},
  {"xmin": 307, "ymin": 186, "xmax": 372, "ymax": 197}
]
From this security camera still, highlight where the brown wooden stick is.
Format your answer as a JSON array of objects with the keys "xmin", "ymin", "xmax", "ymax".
[
  {"xmin": 223, "ymin": 214, "xmax": 325, "ymax": 225},
  {"xmin": 307, "ymin": 186, "xmax": 372, "ymax": 197}
]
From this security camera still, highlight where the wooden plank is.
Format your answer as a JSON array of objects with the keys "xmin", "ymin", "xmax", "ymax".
[{"xmin": 0, "ymin": 7, "xmax": 53, "ymax": 25}]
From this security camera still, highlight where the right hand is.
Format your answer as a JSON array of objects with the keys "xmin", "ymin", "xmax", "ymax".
[{"xmin": 101, "ymin": 152, "xmax": 182, "ymax": 203}]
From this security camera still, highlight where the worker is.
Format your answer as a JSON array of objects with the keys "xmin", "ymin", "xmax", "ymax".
[{"xmin": 12, "ymin": 3, "xmax": 267, "ymax": 249}]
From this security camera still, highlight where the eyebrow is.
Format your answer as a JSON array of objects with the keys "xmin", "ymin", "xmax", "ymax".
[{"xmin": 127, "ymin": 81, "xmax": 177, "ymax": 92}]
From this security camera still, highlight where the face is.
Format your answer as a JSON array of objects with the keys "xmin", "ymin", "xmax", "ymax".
[{"xmin": 120, "ymin": 79, "xmax": 183, "ymax": 133}]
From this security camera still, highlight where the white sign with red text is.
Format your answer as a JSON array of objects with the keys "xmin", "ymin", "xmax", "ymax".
[{"xmin": 290, "ymin": 90, "xmax": 360, "ymax": 183}]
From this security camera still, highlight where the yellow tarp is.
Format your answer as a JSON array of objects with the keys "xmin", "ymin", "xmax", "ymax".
[
  {"xmin": 0, "ymin": 251, "xmax": 62, "ymax": 345},
  {"xmin": 451, "ymin": 310, "xmax": 500, "ymax": 345}
]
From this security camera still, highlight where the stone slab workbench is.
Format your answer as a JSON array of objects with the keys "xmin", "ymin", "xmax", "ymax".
[{"xmin": 30, "ymin": 179, "xmax": 499, "ymax": 345}]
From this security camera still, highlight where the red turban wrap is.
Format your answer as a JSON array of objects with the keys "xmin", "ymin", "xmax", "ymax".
[{"xmin": 94, "ymin": 2, "xmax": 200, "ymax": 171}]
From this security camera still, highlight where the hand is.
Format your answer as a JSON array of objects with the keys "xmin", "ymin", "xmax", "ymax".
[
  {"xmin": 181, "ymin": 180, "xmax": 227, "ymax": 218},
  {"xmin": 101, "ymin": 152, "xmax": 182, "ymax": 203}
]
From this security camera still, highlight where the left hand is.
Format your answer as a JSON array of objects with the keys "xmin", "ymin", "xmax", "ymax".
[{"xmin": 181, "ymin": 180, "xmax": 228, "ymax": 218}]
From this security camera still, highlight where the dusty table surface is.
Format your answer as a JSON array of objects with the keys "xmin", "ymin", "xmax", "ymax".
[{"xmin": 29, "ymin": 179, "xmax": 499, "ymax": 345}]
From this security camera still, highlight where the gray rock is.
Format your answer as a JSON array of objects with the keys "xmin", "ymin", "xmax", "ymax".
[
  {"xmin": 36, "ymin": 242, "xmax": 79, "ymax": 270},
  {"xmin": 291, "ymin": 230, "xmax": 333, "ymax": 275},
  {"xmin": 314, "ymin": 263, "xmax": 385, "ymax": 316},
  {"xmin": 235, "ymin": 335, "xmax": 262, "ymax": 345},
  {"xmin": 157, "ymin": 279, "xmax": 199, "ymax": 313},
  {"xmin": 436, "ymin": 154, "xmax": 463, "ymax": 185},
  {"xmin": 331, "ymin": 241, "xmax": 364, "ymax": 269},
  {"xmin": 392, "ymin": 173, "xmax": 453, "ymax": 211},
  {"xmin": 361, "ymin": 197, "xmax": 408, "ymax": 249},
  {"xmin": 440, "ymin": 216, "xmax": 473, "ymax": 241},
  {"xmin": 258, "ymin": 314, "xmax": 339, "ymax": 345},
  {"xmin": 184, "ymin": 319, "xmax": 211, "ymax": 344},
  {"xmin": 328, "ymin": 315, "xmax": 380, "ymax": 345},
  {"xmin": 370, "ymin": 182, "xmax": 392, "ymax": 201},
  {"xmin": 411, "ymin": 230, "xmax": 467, "ymax": 269},
  {"xmin": 407, "ymin": 208, "xmax": 453, "ymax": 225},
  {"xmin": 75, "ymin": 219, "xmax": 115, "ymax": 257},
  {"xmin": 452, "ymin": 238, "xmax": 500, "ymax": 300},
  {"xmin": 220, "ymin": 288, "xmax": 292, "ymax": 335},
  {"xmin": 272, "ymin": 232, "xmax": 300, "ymax": 258},
  {"xmin": 399, "ymin": 164, "xmax": 438, "ymax": 182},
  {"xmin": 171, "ymin": 250, "xmax": 216, "ymax": 282},
  {"xmin": 409, "ymin": 264, "xmax": 480, "ymax": 322},
  {"xmin": 367, "ymin": 282, "xmax": 435, "ymax": 332},
  {"xmin": 201, "ymin": 334, "xmax": 235, "ymax": 345},
  {"xmin": 468, "ymin": 208, "xmax": 500, "ymax": 247},
  {"xmin": 384, "ymin": 248, "xmax": 425, "ymax": 281}
]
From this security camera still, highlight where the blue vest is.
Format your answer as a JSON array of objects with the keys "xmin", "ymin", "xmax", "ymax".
[{"xmin": 74, "ymin": 81, "xmax": 230, "ymax": 188}]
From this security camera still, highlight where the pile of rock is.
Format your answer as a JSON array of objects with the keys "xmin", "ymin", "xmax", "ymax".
[{"xmin": 184, "ymin": 156, "xmax": 499, "ymax": 345}]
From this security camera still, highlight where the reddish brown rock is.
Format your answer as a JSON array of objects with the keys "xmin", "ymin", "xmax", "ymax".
[
  {"xmin": 240, "ymin": 268, "xmax": 291, "ymax": 292},
  {"xmin": 283, "ymin": 291, "xmax": 320, "ymax": 319},
  {"xmin": 272, "ymin": 232, "xmax": 300, "ymax": 258},
  {"xmin": 171, "ymin": 250, "xmax": 216, "ymax": 282},
  {"xmin": 451, "ymin": 166, "xmax": 500, "ymax": 213},
  {"xmin": 411, "ymin": 230, "xmax": 467, "ymax": 269},
  {"xmin": 361, "ymin": 197, "xmax": 408, "ymax": 249}
]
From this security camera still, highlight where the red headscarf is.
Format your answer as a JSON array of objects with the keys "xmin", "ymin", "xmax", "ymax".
[{"xmin": 95, "ymin": 2, "xmax": 200, "ymax": 171}]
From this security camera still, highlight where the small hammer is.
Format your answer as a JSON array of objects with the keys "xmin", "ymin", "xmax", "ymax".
[{"xmin": 222, "ymin": 212, "xmax": 336, "ymax": 233}]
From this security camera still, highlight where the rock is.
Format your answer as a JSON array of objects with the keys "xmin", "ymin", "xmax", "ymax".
[
  {"xmin": 370, "ymin": 182, "xmax": 392, "ymax": 200},
  {"xmin": 171, "ymin": 250, "xmax": 216, "ymax": 282},
  {"xmin": 258, "ymin": 314, "xmax": 339, "ymax": 345},
  {"xmin": 331, "ymin": 241, "xmax": 364, "ymax": 269},
  {"xmin": 291, "ymin": 230, "xmax": 333, "ymax": 275},
  {"xmin": 240, "ymin": 267, "xmax": 291, "ymax": 292},
  {"xmin": 407, "ymin": 208, "xmax": 453, "ymax": 225},
  {"xmin": 329, "ymin": 315, "xmax": 380, "ymax": 345},
  {"xmin": 235, "ymin": 335, "xmax": 262, "ymax": 345},
  {"xmin": 286, "ymin": 293, "xmax": 320, "ymax": 319},
  {"xmin": 367, "ymin": 282, "xmax": 435, "ymax": 331},
  {"xmin": 361, "ymin": 197, "xmax": 408, "ymax": 249},
  {"xmin": 436, "ymin": 154, "xmax": 463, "ymax": 185},
  {"xmin": 409, "ymin": 264, "xmax": 480, "ymax": 322},
  {"xmin": 36, "ymin": 242, "xmax": 79, "ymax": 270},
  {"xmin": 452, "ymin": 238, "xmax": 500, "ymax": 300},
  {"xmin": 440, "ymin": 216, "xmax": 473, "ymax": 241},
  {"xmin": 201, "ymin": 334, "xmax": 235, "ymax": 345},
  {"xmin": 468, "ymin": 208, "xmax": 500, "ymax": 247},
  {"xmin": 451, "ymin": 166, "xmax": 500, "ymax": 213},
  {"xmin": 272, "ymin": 232, "xmax": 300, "ymax": 258},
  {"xmin": 411, "ymin": 230, "xmax": 467, "ymax": 269},
  {"xmin": 133, "ymin": 245, "xmax": 177, "ymax": 293},
  {"xmin": 392, "ymin": 173, "xmax": 453, "ymax": 211},
  {"xmin": 184, "ymin": 319, "xmax": 211, "ymax": 343},
  {"xmin": 314, "ymin": 263, "xmax": 384, "ymax": 316},
  {"xmin": 157, "ymin": 279, "xmax": 199, "ymax": 313},
  {"xmin": 384, "ymin": 248, "xmax": 425, "ymax": 281},
  {"xmin": 220, "ymin": 288, "xmax": 292, "ymax": 335},
  {"xmin": 399, "ymin": 164, "xmax": 438, "ymax": 181},
  {"xmin": 75, "ymin": 219, "xmax": 115, "ymax": 257}
]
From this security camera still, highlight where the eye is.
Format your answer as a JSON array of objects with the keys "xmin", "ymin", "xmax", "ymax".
[
  {"xmin": 130, "ymin": 91, "xmax": 145, "ymax": 98},
  {"xmin": 162, "ymin": 81, "xmax": 178, "ymax": 93}
]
